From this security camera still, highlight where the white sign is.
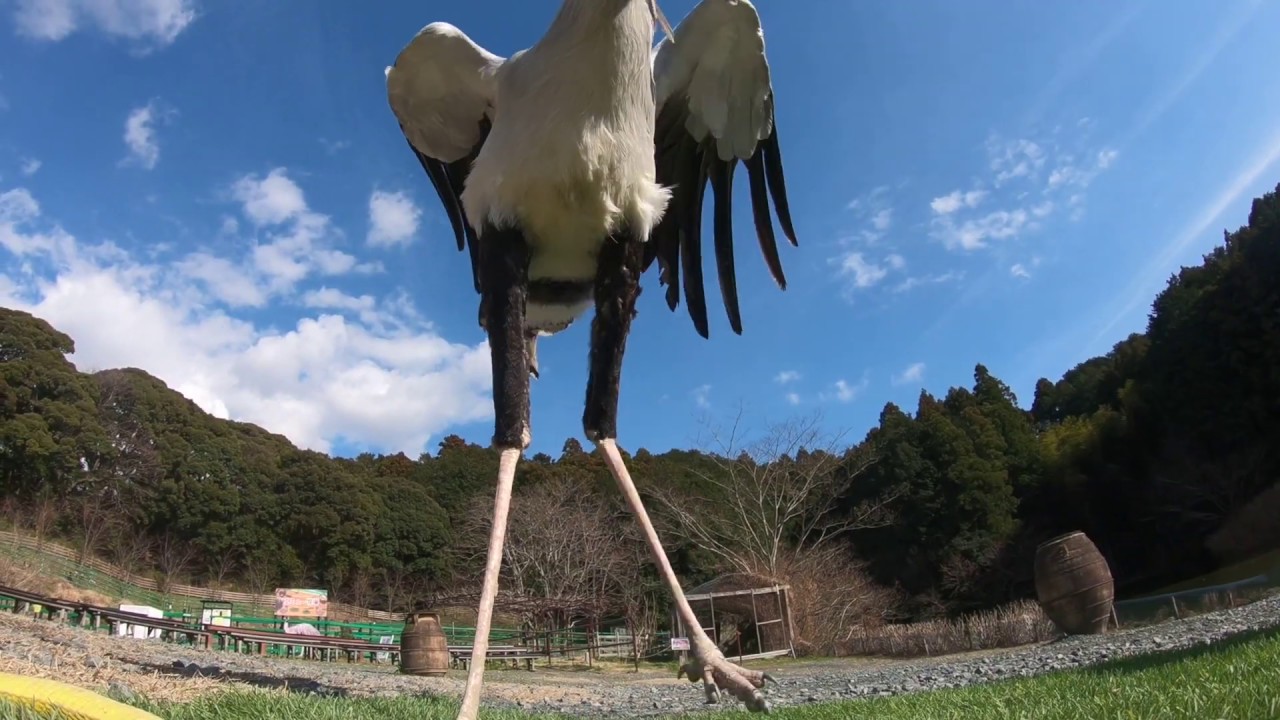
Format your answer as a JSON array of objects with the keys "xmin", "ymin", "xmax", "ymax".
[{"xmin": 670, "ymin": 637, "xmax": 690, "ymax": 651}]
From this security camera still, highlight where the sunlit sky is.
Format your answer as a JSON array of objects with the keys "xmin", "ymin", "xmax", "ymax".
[{"xmin": 3, "ymin": 0, "xmax": 1280, "ymax": 459}]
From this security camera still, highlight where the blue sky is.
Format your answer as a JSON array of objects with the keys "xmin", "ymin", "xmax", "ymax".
[{"xmin": 3, "ymin": 0, "xmax": 1280, "ymax": 460}]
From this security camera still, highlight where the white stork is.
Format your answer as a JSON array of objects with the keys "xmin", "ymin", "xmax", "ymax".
[{"xmin": 385, "ymin": 0, "xmax": 797, "ymax": 716}]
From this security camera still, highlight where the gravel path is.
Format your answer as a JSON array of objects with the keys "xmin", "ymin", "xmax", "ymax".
[{"xmin": 2, "ymin": 594, "xmax": 1277, "ymax": 717}]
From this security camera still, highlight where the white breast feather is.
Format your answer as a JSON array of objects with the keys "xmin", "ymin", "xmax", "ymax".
[{"xmin": 460, "ymin": 4, "xmax": 671, "ymax": 282}]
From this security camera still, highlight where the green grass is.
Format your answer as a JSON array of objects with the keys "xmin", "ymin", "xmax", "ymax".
[{"xmin": 3, "ymin": 628, "xmax": 1278, "ymax": 720}]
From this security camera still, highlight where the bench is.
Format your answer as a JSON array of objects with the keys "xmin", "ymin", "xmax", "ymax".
[
  {"xmin": 450, "ymin": 644, "xmax": 540, "ymax": 671},
  {"xmin": 208, "ymin": 625, "xmax": 399, "ymax": 664}
]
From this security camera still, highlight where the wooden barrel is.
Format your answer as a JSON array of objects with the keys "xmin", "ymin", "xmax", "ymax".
[
  {"xmin": 400, "ymin": 611, "xmax": 449, "ymax": 676},
  {"xmin": 1034, "ymin": 531, "xmax": 1115, "ymax": 635}
]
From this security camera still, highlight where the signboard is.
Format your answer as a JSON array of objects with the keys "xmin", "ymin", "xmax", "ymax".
[
  {"xmin": 273, "ymin": 588, "xmax": 329, "ymax": 619},
  {"xmin": 376, "ymin": 635, "xmax": 395, "ymax": 663},
  {"xmin": 670, "ymin": 637, "xmax": 690, "ymax": 651},
  {"xmin": 201, "ymin": 601, "xmax": 233, "ymax": 628}
]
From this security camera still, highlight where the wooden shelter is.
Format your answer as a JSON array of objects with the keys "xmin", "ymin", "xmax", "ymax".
[{"xmin": 670, "ymin": 573, "xmax": 795, "ymax": 662}]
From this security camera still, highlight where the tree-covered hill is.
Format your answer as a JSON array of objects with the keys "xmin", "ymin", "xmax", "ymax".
[{"xmin": 3, "ymin": 182, "xmax": 1279, "ymax": 628}]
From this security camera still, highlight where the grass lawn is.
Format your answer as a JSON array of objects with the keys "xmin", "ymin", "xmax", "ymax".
[{"xmin": 3, "ymin": 627, "xmax": 1278, "ymax": 720}]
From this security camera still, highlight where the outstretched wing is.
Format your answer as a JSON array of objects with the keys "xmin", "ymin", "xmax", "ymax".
[
  {"xmin": 387, "ymin": 23, "xmax": 504, "ymax": 293},
  {"xmin": 648, "ymin": 0, "xmax": 797, "ymax": 339}
]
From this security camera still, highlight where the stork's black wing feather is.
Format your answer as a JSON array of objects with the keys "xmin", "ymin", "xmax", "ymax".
[
  {"xmin": 385, "ymin": 22, "xmax": 503, "ymax": 297},
  {"xmin": 403, "ymin": 117, "xmax": 491, "ymax": 293},
  {"xmin": 647, "ymin": 100, "xmax": 797, "ymax": 339}
]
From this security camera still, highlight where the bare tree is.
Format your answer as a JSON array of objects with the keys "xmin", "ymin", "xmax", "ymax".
[
  {"xmin": 651, "ymin": 411, "xmax": 896, "ymax": 579},
  {"xmin": 107, "ymin": 528, "xmax": 153, "ymax": 578},
  {"xmin": 155, "ymin": 532, "xmax": 197, "ymax": 591},
  {"xmin": 343, "ymin": 567, "xmax": 376, "ymax": 610},
  {"xmin": 503, "ymin": 477, "xmax": 629, "ymax": 602},
  {"xmin": 241, "ymin": 553, "xmax": 279, "ymax": 614},
  {"xmin": 67, "ymin": 496, "xmax": 119, "ymax": 564},
  {"xmin": 31, "ymin": 497, "xmax": 58, "ymax": 546},
  {"xmin": 206, "ymin": 552, "xmax": 241, "ymax": 593}
]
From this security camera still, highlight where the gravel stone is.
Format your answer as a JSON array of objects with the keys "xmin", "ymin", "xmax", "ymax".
[{"xmin": 1, "ymin": 593, "xmax": 1276, "ymax": 716}]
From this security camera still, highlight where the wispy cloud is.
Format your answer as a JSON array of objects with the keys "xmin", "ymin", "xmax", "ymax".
[
  {"xmin": 20, "ymin": 158, "xmax": 41, "ymax": 176},
  {"xmin": 367, "ymin": 190, "xmax": 422, "ymax": 248},
  {"xmin": 892, "ymin": 362, "xmax": 926, "ymax": 386},
  {"xmin": 774, "ymin": 370, "xmax": 800, "ymax": 384},
  {"xmin": 1010, "ymin": 263, "xmax": 1031, "ymax": 280},
  {"xmin": 168, "ymin": 167, "xmax": 383, "ymax": 305},
  {"xmin": 835, "ymin": 251, "xmax": 905, "ymax": 291},
  {"xmin": 845, "ymin": 185, "xmax": 894, "ymax": 244},
  {"xmin": 929, "ymin": 129, "xmax": 1119, "ymax": 252},
  {"xmin": 1092, "ymin": 124, "xmax": 1280, "ymax": 345},
  {"xmin": 1121, "ymin": 0, "xmax": 1262, "ymax": 147},
  {"xmin": 894, "ymin": 270, "xmax": 963, "ymax": 293},
  {"xmin": 692, "ymin": 384, "xmax": 712, "ymax": 410},
  {"xmin": 785, "ymin": 392, "xmax": 801, "ymax": 406},
  {"xmin": 931, "ymin": 208, "xmax": 1032, "ymax": 251},
  {"xmin": 12, "ymin": 0, "xmax": 199, "ymax": 52},
  {"xmin": 320, "ymin": 138, "xmax": 350, "ymax": 155},
  {"xmin": 121, "ymin": 100, "xmax": 173, "ymax": 170},
  {"xmin": 930, "ymin": 189, "xmax": 987, "ymax": 215},
  {"xmin": 989, "ymin": 137, "xmax": 1047, "ymax": 186},
  {"xmin": 821, "ymin": 373, "xmax": 870, "ymax": 404}
]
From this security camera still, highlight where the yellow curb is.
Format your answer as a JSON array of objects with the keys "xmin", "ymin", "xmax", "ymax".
[{"xmin": 0, "ymin": 673, "xmax": 162, "ymax": 719}]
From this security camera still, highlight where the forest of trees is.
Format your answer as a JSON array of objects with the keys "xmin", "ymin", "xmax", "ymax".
[{"xmin": 2, "ymin": 182, "xmax": 1279, "ymax": 646}]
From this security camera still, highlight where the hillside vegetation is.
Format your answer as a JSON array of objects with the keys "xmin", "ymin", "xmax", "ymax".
[{"xmin": 2, "ymin": 182, "xmax": 1279, "ymax": 650}]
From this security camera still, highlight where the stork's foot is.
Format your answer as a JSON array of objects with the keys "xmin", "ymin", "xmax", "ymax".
[{"xmin": 678, "ymin": 644, "xmax": 774, "ymax": 712}]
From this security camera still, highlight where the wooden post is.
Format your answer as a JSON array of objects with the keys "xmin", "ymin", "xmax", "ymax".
[{"xmin": 750, "ymin": 590, "xmax": 764, "ymax": 656}]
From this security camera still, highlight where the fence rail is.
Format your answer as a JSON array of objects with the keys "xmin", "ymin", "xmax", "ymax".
[{"xmin": 1112, "ymin": 572, "xmax": 1279, "ymax": 627}]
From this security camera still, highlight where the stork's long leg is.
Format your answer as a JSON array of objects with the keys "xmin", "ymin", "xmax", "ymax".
[
  {"xmin": 584, "ymin": 232, "xmax": 772, "ymax": 713},
  {"xmin": 457, "ymin": 226, "xmax": 531, "ymax": 720}
]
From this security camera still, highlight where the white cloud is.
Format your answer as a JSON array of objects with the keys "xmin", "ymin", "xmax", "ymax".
[
  {"xmin": 221, "ymin": 168, "xmax": 381, "ymax": 298},
  {"xmin": 774, "ymin": 370, "xmax": 800, "ymax": 385},
  {"xmin": 893, "ymin": 270, "xmax": 963, "ymax": 293},
  {"xmin": 931, "ymin": 208, "xmax": 1031, "ymax": 251},
  {"xmin": 892, "ymin": 362, "xmax": 925, "ymax": 386},
  {"xmin": 367, "ymin": 190, "xmax": 421, "ymax": 248},
  {"xmin": 320, "ymin": 138, "xmax": 350, "ymax": 155},
  {"xmin": 930, "ymin": 189, "xmax": 987, "ymax": 215},
  {"xmin": 692, "ymin": 384, "xmax": 711, "ymax": 410},
  {"xmin": 988, "ymin": 137, "xmax": 1046, "ymax": 186},
  {"xmin": 828, "ymin": 377, "xmax": 868, "ymax": 404},
  {"xmin": 1010, "ymin": 263, "xmax": 1031, "ymax": 279},
  {"xmin": 121, "ymin": 101, "xmax": 171, "ymax": 170},
  {"xmin": 304, "ymin": 287, "xmax": 376, "ymax": 313},
  {"xmin": 845, "ymin": 185, "xmax": 894, "ymax": 244},
  {"xmin": 12, "ymin": 0, "xmax": 198, "ymax": 51},
  {"xmin": 839, "ymin": 253, "xmax": 885, "ymax": 288},
  {"xmin": 232, "ymin": 168, "xmax": 307, "ymax": 226},
  {"xmin": 836, "ymin": 251, "xmax": 902, "ymax": 289},
  {"xmin": 0, "ymin": 182, "xmax": 493, "ymax": 456},
  {"xmin": 20, "ymin": 158, "xmax": 41, "ymax": 176},
  {"xmin": 785, "ymin": 392, "xmax": 801, "ymax": 406},
  {"xmin": 174, "ymin": 253, "xmax": 266, "ymax": 308}
]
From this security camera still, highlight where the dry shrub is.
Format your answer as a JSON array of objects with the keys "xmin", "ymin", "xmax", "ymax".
[
  {"xmin": 1206, "ymin": 481, "xmax": 1280, "ymax": 564},
  {"xmin": 778, "ymin": 547, "xmax": 900, "ymax": 656},
  {"xmin": 0, "ymin": 554, "xmax": 115, "ymax": 607},
  {"xmin": 840, "ymin": 599, "xmax": 1055, "ymax": 658}
]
